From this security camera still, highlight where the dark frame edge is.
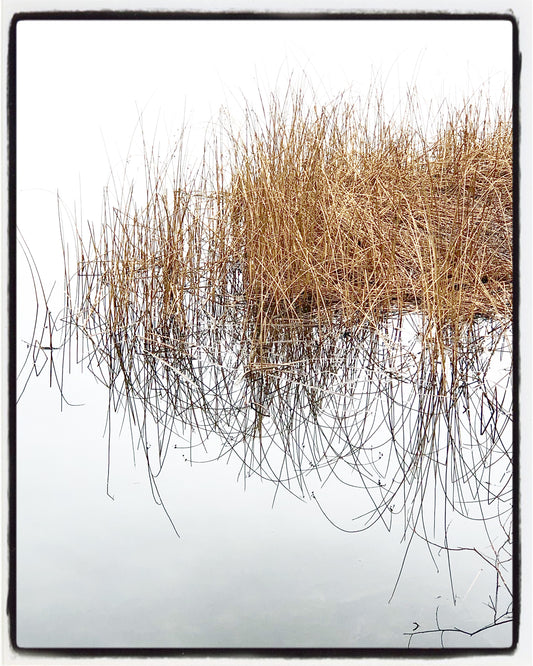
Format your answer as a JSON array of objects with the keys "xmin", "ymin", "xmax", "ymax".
[
  {"xmin": 511, "ymin": 10, "xmax": 521, "ymax": 654},
  {"xmin": 6, "ymin": 9, "xmax": 521, "ymax": 22},
  {"xmin": 7, "ymin": 10, "xmax": 18, "ymax": 654},
  {"xmin": 6, "ymin": 10, "xmax": 521, "ymax": 658}
]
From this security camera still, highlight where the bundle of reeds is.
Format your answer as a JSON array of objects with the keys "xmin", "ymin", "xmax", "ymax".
[
  {"xmin": 225, "ymin": 90, "xmax": 512, "ymax": 345},
  {"xmin": 43, "ymin": 85, "xmax": 512, "ymax": 539}
]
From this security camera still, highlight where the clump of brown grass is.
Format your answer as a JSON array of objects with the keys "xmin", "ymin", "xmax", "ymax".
[
  {"xmin": 225, "ymin": 88, "xmax": 512, "ymax": 354},
  {"xmin": 31, "ymin": 84, "xmax": 512, "ymax": 547}
]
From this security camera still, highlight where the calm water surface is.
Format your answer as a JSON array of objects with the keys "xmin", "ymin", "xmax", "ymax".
[{"xmin": 16, "ymin": 366, "xmax": 511, "ymax": 649}]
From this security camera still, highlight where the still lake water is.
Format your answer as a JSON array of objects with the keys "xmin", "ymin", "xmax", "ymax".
[{"xmin": 16, "ymin": 358, "xmax": 512, "ymax": 649}]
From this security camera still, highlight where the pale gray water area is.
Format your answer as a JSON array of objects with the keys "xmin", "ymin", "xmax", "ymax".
[
  {"xmin": 16, "ymin": 363, "xmax": 512, "ymax": 649},
  {"xmin": 15, "ymin": 236, "xmax": 513, "ymax": 649}
]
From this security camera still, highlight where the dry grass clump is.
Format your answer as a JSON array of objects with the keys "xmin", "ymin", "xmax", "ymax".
[
  {"xmin": 34, "ymin": 85, "xmax": 512, "ymax": 553},
  {"xmin": 225, "ymin": 89, "xmax": 512, "ymax": 350},
  {"xmin": 67, "ymin": 88, "xmax": 513, "ymax": 370},
  {"xmin": 60, "ymin": 85, "xmax": 512, "ymax": 455}
]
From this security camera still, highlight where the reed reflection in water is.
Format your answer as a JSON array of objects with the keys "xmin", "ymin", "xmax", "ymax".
[{"xmin": 17, "ymin": 346, "xmax": 511, "ymax": 648}]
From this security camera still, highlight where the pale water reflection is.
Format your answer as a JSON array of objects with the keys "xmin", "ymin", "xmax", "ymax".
[{"xmin": 17, "ymin": 364, "xmax": 511, "ymax": 649}]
